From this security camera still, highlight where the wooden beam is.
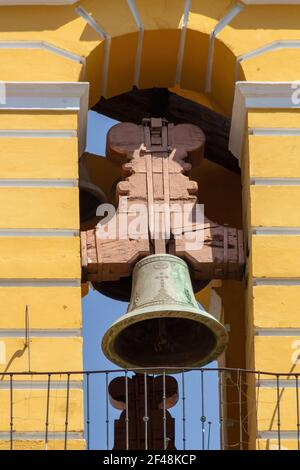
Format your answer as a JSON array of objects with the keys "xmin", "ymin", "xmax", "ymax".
[{"xmin": 93, "ymin": 88, "xmax": 240, "ymax": 174}]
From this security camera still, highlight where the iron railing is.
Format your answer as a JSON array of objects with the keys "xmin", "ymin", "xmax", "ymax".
[{"xmin": 0, "ymin": 367, "xmax": 299, "ymax": 450}]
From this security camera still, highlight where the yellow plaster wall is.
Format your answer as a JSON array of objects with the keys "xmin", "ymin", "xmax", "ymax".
[
  {"xmin": 0, "ymin": 138, "xmax": 78, "ymax": 179},
  {"xmin": 0, "ymin": 188, "xmax": 79, "ymax": 229},
  {"xmin": 0, "ymin": 388, "xmax": 83, "ymax": 432},
  {"xmin": 0, "ymin": 237, "xmax": 80, "ymax": 279},
  {"xmin": 0, "ymin": 287, "xmax": 81, "ymax": 330},
  {"xmin": 248, "ymin": 136, "xmax": 300, "ymax": 178},
  {"xmin": 244, "ymin": 108, "xmax": 300, "ymax": 450},
  {"xmin": 250, "ymin": 187, "xmax": 300, "ymax": 227}
]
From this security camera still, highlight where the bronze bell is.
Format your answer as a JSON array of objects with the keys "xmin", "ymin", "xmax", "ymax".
[
  {"xmin": 79, "ymin": 156, "xmax": 106, "ymax": 223},
  {"xmin": 102, "ymin": 254, "xmax": 228, "ymax": 372}
]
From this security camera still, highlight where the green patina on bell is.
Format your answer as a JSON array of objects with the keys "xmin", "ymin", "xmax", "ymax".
[{"xmin": 102, "ymin": 254, "xmax": 228, "ymax": 372}]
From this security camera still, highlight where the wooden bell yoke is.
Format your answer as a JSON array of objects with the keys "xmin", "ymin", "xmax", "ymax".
[{"xmin": 81, "ymin": 118, "xmax": 244, "ymax": 284}]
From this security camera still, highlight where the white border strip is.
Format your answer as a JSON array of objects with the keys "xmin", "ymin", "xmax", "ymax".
[
  {"xmin": 0, "ymin": 329, "xmax": 81, "ymax": 337},
  {"xmin": 0, "ymin": 229, "xmax": 79, "ymax": 237},
  {"xmin": 76, "ymin": 6, "xmax": 111, "ymax": 97},
  {"xmin": 251, "ymin": 178, "xmax": 300, "ymax": 185},
  {"xmin": 0, "ymin": 1, "xmax": 77, "ymax": 4},
  {"xmin": 0, "ymin": 0, "xmax": 299, "ymax": 5},
  {"xmin": 256, "ymin": 380, "xmax": 298, "ymax": 387},
  {"xmin": 258, "ymin": 431, "xmax": 298, "ymax": 439},
  {"xmin": 205, "ymin": 3, "xmax": 244, "ymax": 93},
  {"xmin": 0, "ymin": 381, "xmax": 83, "ymax": 389},
  {"xmin": 0, "ymin": 178, "xmax": 77, "ymax": 187},
  {"xmin": 127, "ymin": 0, "xmax": 144, "ymax": 87},
  {"xmin": 249, "ymin": 128, "xmax": 300, "ymax": 136},
  {"xmin": 0, "ymin": 130, "xmax": 76, "ymax": 138},
  {"xmin": 0, "ymin": 431, "xmax": 83, "ymax": 440},
  {"xmin": 229, "ymin": 81, "xmax": 300, "ymax": 162},
  {"xmin": 252, "ymin": 227, "xmax": 300, "ymax": 235},
  {"xmin": 255, "ymin": 328, "xmax": 300, "ymax": 336},
  {"xmin": 253, "ymin": 278, "xmax": 300, "ymax": 286},
  {"xmin": 175, "ymin": 0, "xmax": 191, "ymax": 84},
  {"xmin": 235, "ymin": 40, "xmax": 300, "ymax": 83},
  {"xmin": 0, "ymin": 82, "xmax": 89, "ymax": 156},
  {"xmin": 0, "ymin": 40, "xmax": 85, "ymax": 68},
  {"xmin": 0, "ymin": 279, "xmax": 80, "ymax": 287}
]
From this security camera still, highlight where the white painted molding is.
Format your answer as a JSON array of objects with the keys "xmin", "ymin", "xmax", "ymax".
[
  {"xmin": 0, "ymin": 40, "xmax": 85, "ymax": 71},
  {"xmin": 251, "ymin": 177, "xmax": 300, "ymax": 185},
  {"xmin": 127, "ymin": 0, "xmax": 144, "ymax": 86},
  {"xmin": 75, "ymin": 6, "xmax": 111, "ymax": 97},
  {"xmin": 0, "ymin": 178, "xmax": 77, "ymax": 187},
  {"xmin": 0, "ymin": 82, "xmax": 89, "ymax": 155},
  {"xmin": 253, "ymin": 278, "xmax": 300, "ymax": 285},
  {"xmin": 229, "ymin": 81, "xmax": 300, "ymax": 161},
  {"xmin": 0, "ymin": 1, "xmax": 77, "ymax": 4},
  {"xmin": 0, "ymin": 380, "xmax": 83, "ymax": 389},
  {"xmin": 255, "ymin": 328, "xmax": 300, "ymax": 335},
  {"xmin": 1, "ymin": 0, "xmax": 300, "ymax": 4},
  {"xmin": 205, "ymin": 3, "xmax": 244, "ymax": 93},
  {"xmin": 0, "ymin": 130, "xmax": 76, "ymax": 138},
  {"xmin": 0, "ymin": 329, "xmax": 81, "ymax": 337},
  {"xmin": 252, "ymin": 227, "xmax": 300, "ymax": 235},
  {"xmin": 242, "ymin": 1, "xmax": 300, "ymax": 4},
  {"xmin": 175, "ymin": 0, "xmax": 191, "ymax": 84},
  {"xmin": 0, "ymin": 229, "xmax": 79, "ymax": 236},
  {"xmin": 235, "ymin": 40, "xmax": 300, "ymax": 83},
  {"xmin": 0, "ymin": 279, "xmax": 80, "ymax": 286}
]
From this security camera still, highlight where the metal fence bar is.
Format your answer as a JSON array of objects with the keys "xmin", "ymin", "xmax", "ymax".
[
  {"xmin": 86, "ymin": 372, "xmax": 90, "ymax": 450},
  {"xmin": 182, "ymin": 371, "xmax": 186, "ymax": 450},
  {"xmin": 296, "ymin": 374, "xmax": 300, "ymax": 451},
  {"xmin": 200, "ymin": 369, "xmax": 206, "ymax": 450},
  {"xmin": 106, "ymin": 372, "xmax": 109, "ymax": 450},
  {"xmin": 45, "ymin": 373, "xmax": 51, "ymax": 450},
  {"xmin": 218, "ymin": 370, "xmax": 224, "ymax": 450},
  {"xmin": 276, "ymin": 375, "xmax": 281, "ymax": 450},
  {"xmin": 207, "ymin": 421, "xmax": 212, "ymax": 450},
  {"xmin": 125, "ymin": 371, "xmax": 129, "ymax": 450},
  {"xmin": 10, "ymin": 374, "xmax": 13, "ymax": 450},
  {"xmin": 64, "ymin": 373, "xmax": 71, "ymax": 451},
  {"xmin": 238, "ymin": 369, "xmax": 243, "ymax": 450},
  {"xmin": 144, "ymin": 372, "xmax": 148, "ymax": 450},
  {"xmin": 163, "ymin": 370, "xmax": 167, "ymax": 450}
]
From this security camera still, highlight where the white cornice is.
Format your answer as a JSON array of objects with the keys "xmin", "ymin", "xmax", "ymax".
[
  {"xmin": 242, "ymin": 1, "xmax": 300, "ymax": 3},
  {"xmin": 0, "ymin": 81, "xmax": 89, "ymax": 155},
  {"xmin": 229, "ymin": 81, "xmax": 300, "ymax": 162},
  {"xmin": 0, "ymin": 0, "xmax": 299, "ymax": 4},
  {"xmin": 0, "ymin": 1, "xmax": 78, "ymax": 4}
]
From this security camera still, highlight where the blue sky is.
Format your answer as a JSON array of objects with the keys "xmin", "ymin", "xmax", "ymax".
[{"xmin": 82, "ymin": 111, "xmax": 220, "ymax": 450}]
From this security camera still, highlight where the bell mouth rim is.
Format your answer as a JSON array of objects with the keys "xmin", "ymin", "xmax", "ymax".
[{"xmin": 101, "ymin": 308, "xmax": 228, "ymax": 373}]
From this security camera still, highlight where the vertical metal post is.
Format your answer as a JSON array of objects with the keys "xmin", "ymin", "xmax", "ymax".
[
  {"xmin": 207, "ymin": 421, "xmax": 212, "ymax": 450},
  {"xmin": 106, "ymin": 372, "xmax": 109, "ymax": 450},
  {"xmin": 296, "ymin": 375, "xmax": 300, "ymax": 451},
  {"xmin": 182, "ymin": 371, "xmax": 186, "ymax": 450},
  {"xmin": 64, "ymin": 373, "xmax": 70, "ymax": 450},
  {"xmin": 200, "ymin": 370, "xmax": 206, "ymax": 450},
  {"xmin": 45, "ymin": 373, "xmax": 51, "ymax": 450},
  {"xmin": 144, "ymin": 372, "xmax": 148, "ymax": 450},
  {"xmin": 163, "ymin": 370, "xmax": 167, "ymax": 450},
  {"xmin": 238, "ymin": 370, "xmax": 243, "ymax": 450},
  {"xmin": 86, "ymin": 372, "xmax": 90, "ymax": 450},
  {"xmin": 125, "ymin": 371, "xmax": 129, "ymax": 450},
  {"xmin": 276, "ymin": 375, "xmax": 281, "ymax": 450},
  {"xmin": 10, "ymin": 374, "xmax": 13, "ymax": 450},
  {"xmin": 218, "ymin": 370, "xmax": 223, "ymax": 450}
]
